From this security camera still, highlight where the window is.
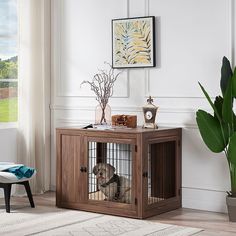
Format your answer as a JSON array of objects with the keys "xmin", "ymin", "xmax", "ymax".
[{"xmin": 0, "ymin": 0, "xmax": 18, "ymax": 123}]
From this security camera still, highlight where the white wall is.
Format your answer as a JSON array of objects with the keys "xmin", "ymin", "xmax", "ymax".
[
  {"xmin": 0, "ymin": 128, "xmax": 17, "ymax": 197},
  {"xmin": 0, "ymin": 128, "xmax": 17, "ymax": 163},
  {"xmin": 51, "ymin": 0, "xmax": 236, "ymax": 213}
]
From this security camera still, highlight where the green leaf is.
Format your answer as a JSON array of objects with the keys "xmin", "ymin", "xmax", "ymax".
[
  {"xmin": 221, "ymin": 56, "xmax": 233, "ymax": 96},
  {"xmin": 234, "ymin": 113, "xmax": 236, "ymax": 132},
  {"xmin": 198, "ymin": 82, "xmax": 221, "ymax": 122},
  {"xmin": 214, "ymin": 96, "xmax": 230, "ymax": 144},
  {"xmin": 232, "ymin": 68, "xmax": 236, "ymax": 97},
  {"xmin": 196, "ymin": 110, "xmax": 226, "ymax": 153},
  {"xmin": 228, "ymin": 133, "xmax": 236, "ymax": 165},
  {"xmin": 222, "ymin": 79, "xmax": 233, "ymax": 124},
  {"xmin": 214, "ymin": 96, "xmax": 223, "ymax": 119}
]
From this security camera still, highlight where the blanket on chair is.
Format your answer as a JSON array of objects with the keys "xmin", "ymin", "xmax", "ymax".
[{"xmin": 0, "ymin": 163, "xmax": 35, "ymax": 179}]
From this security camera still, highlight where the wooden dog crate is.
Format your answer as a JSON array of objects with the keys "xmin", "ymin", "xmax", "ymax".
[{"xmin": 56, "ymin": 127, "xmax": 182, "ymax": 219}]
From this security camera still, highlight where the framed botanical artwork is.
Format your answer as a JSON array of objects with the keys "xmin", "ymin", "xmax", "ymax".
[{"xmin": 112, "ymin": 16, "xmax": 156, "ymax": 69}]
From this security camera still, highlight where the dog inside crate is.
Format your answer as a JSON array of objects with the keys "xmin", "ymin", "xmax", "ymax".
[{"xmin": 88, "ymin": 142, "xmax": 132, "ymax": 204}]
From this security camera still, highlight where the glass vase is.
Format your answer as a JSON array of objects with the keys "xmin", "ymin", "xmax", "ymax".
[{"xmin": 95, "ymin": 103, "xmax": 111, "ymax": 125}]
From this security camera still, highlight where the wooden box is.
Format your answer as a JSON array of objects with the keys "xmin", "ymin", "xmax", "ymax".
[
  {"xmin": 112, "ymin": 115, "xmax": 137, "ymax": 128},
  {"xmin": 56, "ymin": 127, "xmax": 182, "ymax": 219}
]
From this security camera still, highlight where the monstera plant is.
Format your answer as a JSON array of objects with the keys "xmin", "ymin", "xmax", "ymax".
[{"xmin": 196, "ymin": 57, "xmax": 236, "ymax": 221}]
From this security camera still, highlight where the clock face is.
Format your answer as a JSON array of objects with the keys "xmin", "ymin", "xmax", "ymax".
[{"xmin": 145, "ymin": 111, "xmax": 153, "ymax": 120}]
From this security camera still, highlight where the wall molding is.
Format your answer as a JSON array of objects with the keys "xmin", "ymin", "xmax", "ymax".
[
  {"xmin": 127, "ymin": 0, "xmax": 130, "ymax": 17},
  {"xmin": 50, "ymin": 104, "xmax": 198, "ymax": 114},
  {"xmin": 50, "ymin": 1, "xmax": 235, "ymax": 214},
  {"xmin": 182, "ymin": 186, "xmax": 227, "ymax": 213},
  {"xmin": 55, "ymin": 0, "xmax": 130, "ymax": 98},
  {"xmin": 144, "ymin": 69, "xmax": 150, "ymax": 96},
  {"xmin": 183, "ymin": 186, "xmax": 227, "ymax": 194},
  {"xmin": 145, "ymin": 0, "xmax": 150, "ymax": 16},
  {"xmin": 51, "ymin": 104, "xmax": 203, "ymax": 128},
  {"xmin": 144, "ymin": 0, "xmax": 235, "ymax": 99}
]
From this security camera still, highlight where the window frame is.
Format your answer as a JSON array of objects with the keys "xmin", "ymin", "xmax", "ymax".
[{"xmin": 0, "ymin": 0, "xmax": 18, "ymax": 128}]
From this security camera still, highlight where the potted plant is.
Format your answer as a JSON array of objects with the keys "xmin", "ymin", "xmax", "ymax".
[{"xmin": 196, "ymin": 56, "xmax": 236, "ymax": 221}]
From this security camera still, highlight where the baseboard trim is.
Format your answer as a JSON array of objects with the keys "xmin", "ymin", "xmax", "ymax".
[
  {"xmin": 182, "ymin": 187, "xmax": 227, "ymax": 213},
  {"xmin": 50, "ymin": 185, "xmax": 56, "ymax": 191}
]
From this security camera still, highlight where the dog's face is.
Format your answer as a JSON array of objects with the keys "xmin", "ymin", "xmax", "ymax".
[{"xmin": 93, "ymin": 163, "xmax": 115, "ymax": 182}]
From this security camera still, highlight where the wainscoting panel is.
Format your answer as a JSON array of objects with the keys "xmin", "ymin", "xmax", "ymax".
[
  {"xmin": 51, "ymin": 0, "xmax": 235, "ymax": 213},
  {"xmin": 146, "ymin": 0, "xmax": 232, "ymax": 98},
  {"xmin": 182, "ymin": 187, "xmax": 227, "ymax": 213},
  {"xmin": 54, "ymin": 0, "xmax": 130, "ymax": 98}
]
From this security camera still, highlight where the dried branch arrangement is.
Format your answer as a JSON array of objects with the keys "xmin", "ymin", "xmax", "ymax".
[{"xmin": 81, "ymin": 62, "xmax": 122, "ymax": 124}]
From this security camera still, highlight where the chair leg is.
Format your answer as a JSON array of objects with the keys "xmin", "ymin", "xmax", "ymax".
[
  {"xmin": 23, "ymin": 181, "xmax": 35, "ymax": 208},
  {"xmin": 3, "ymin": 184, "xmax": 12, "ymax": 213}
]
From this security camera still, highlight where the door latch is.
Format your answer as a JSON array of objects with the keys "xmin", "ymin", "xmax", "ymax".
[
  {"xmin": 142, "ymin": 172, "xmax": 148, "ymax": 178},
  {"xmin": 80, "ymin": 167, "xmax": 87, "ymax": 172}
]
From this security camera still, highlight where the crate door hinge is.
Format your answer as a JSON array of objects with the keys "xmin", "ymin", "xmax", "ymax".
[
  {"xmin": 135, "ymin": 198, "xmax": 138, "ymax": 205},
  {"xmin": 135, "ymin": 145, "xmax": 138, "ymax": 152}
]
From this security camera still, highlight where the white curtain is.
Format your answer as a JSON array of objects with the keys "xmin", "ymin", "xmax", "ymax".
[{"xmin": 17, "ymin": 0, "xmax": 51, "ymax": 194}]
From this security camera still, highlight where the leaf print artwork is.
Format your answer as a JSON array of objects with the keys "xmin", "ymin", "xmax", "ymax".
[{"xmin": 112, "ymin": 17, "xmax": 155, "ymax": 68}]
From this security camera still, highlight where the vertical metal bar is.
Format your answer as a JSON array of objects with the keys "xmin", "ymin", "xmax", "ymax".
[
  {"xmin": 89, "ymin": 141, "xmax": 91, "ymax": 199},
  {"xmin": 94, "ymin": 141, "xmax": 97, "ymax": 201},
  {"xmin": 116, "ymin": 143, "xmax": 119, "ymax": 176},
  {"xmin": 93, "ymin": 141, "xmax": 95, "ymax": 200},
  {"xmin": 129, "ymin": 144, "xmax": 131, "ymax": 202},
  {"xmin": 92, "ymin": 141, "xmax": 93, "ymax": 200},
  {"xmin": 112, "ymin": 143, "xmax": 115, "ymax": 173},
  {"xmin": 91, "ymin": 141, "xmax": 93, "ymax": 200},
  {"xmin": 89, "ymin": 141, "xmax": 90, "ymax": 200}
]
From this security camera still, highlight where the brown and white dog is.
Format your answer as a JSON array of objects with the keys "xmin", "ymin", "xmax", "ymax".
[{"xmin": 92, "ymin": 163, "xmax": 131, "ymax": 203}]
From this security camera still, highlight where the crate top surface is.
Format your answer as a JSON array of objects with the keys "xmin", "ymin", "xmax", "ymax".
[{"xmin": 56, "ymin": 126, "xmax": 181, "ymax": 135}]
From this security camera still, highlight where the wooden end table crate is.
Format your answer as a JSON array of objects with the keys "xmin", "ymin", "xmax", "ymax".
[{"xmin": 56, "ymin": 127, "xmax": 182, "ymax": 219}]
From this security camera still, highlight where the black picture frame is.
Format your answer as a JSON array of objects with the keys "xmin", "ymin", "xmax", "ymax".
[{"xmin": 112, "ymin": 16, "xmax": 156, "ymax": 69}]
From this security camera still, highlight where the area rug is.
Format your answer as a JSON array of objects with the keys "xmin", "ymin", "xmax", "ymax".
[{"xmin": 0, "ymin": 205, "xmax": 203, "ymax": 236}]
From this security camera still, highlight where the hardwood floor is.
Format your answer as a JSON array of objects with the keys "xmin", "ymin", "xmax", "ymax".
[
  {"xmin": 149, "ymin": 208, "xmax": 236, "ymax": 235},
  {"xmin": 3, "ymin": 192, "xmax": 236, "ymax": 235}
]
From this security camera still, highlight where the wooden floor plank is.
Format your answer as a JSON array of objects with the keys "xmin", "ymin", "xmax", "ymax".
[{"xmin": 149, "ymin": 208, "xmax": 236, "ymax": 235}]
